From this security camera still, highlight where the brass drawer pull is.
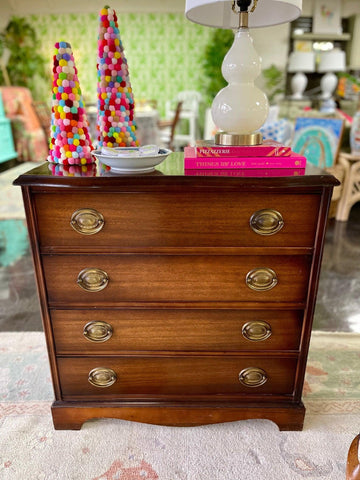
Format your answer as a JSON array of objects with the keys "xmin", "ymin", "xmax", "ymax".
[
  {"xmin": 83, "ymin": 321, "xmax": 113, "ymax": 342},
  {"xmin": 242, "ymin": 321, "xmax": 272, "ymax": 342},
  {"xmin": 250, "ymin": 209, "xmax": 284, "ymax": 236},
  {"xmin": 88, "ymin": 367, "xmax": 117, "ymax": 388},
  {"xmin": 239, "ymin": 367, "xmax": 268, "ymax": 387},
  {"xmin": 70, "ymin": 208, "xmax": 104, "ymax": 235},
  {"xmin": 246, "ymin": 267, "xmax": 278, "ymax": 291},
  {"xmin": 77, "ymin": 268, "xmax": 109, "ymax": 292}
]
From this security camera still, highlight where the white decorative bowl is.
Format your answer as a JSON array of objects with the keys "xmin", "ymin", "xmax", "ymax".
[{"xmin": 91, "ymin": 148, "xmax": 172, "ymax": 173}]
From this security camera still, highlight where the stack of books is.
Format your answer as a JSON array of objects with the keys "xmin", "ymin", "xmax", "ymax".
[{"xmin": 184, "ymin": 140, "xmax": 306, "ymax": 177}]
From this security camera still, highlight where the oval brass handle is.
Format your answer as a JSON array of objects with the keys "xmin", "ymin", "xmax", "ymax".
[
  {"xmin": 77, "ymin": 268, "xmax": 109, "ymax": 292},
  {"xmin": 83, "ymin": 321, "xmax": 113, "ymax": 343},
  {"xmin": 239, "ymin": 367, "xmax": 268, "ymax": 387},
  {"xmin": 246, "ymin": 268, "xmax": 278, "ymax": 291},
  {"xmin": 70, "ymin": 208, "xmax": 104, "ymax": 235},
  {"xmin": 88, "ymin": 367, "xmax": 117, "ymax": 388},
  {"xmin": 250, "ymin": 209, "xmax": 284, "ymax": 236},
  {"xmin": 242, "ymin": 321, "xmax": 272, "ymax": 342}
]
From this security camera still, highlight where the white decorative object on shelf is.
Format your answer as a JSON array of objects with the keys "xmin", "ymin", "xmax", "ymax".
[
  {"xmin": 318, "ymin": 49, "xmax": 346, "ymax": 103},
  {"xmin": 288, "ymin": 51, "xmax": 315, "ymax": 99},
  {"xmin": 313, "ymin": 0, "xmax": 342, "ymax": 35}
]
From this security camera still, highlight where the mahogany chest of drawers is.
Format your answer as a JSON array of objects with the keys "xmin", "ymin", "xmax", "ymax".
[{"xmin": 15, "ymin": 155, "xmax": 338, "ymax": 430}]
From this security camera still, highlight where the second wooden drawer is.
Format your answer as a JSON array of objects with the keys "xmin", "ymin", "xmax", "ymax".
[{"xmin": 43, "ymin": 254, "xmax": 312, "ymax": 305}]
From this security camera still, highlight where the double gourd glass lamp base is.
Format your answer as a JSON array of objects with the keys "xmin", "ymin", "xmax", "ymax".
[{"xmin": 185, "ymin": 0, "xmax": 302, "ymax": 146}]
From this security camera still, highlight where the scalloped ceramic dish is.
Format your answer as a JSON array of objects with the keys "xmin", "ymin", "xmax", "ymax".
[{"xmin": 91, "ymin": 148, "xmax": 172, "ymax": 173}]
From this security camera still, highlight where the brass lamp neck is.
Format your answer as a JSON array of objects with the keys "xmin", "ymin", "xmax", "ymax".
[{"xmin": 239, "ymin": 11, "xmax": 248, "ymax": 28}]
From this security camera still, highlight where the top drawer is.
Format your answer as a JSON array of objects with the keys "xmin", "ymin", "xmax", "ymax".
[{"xmin": 34, "ymin": 191, "xmax": 320, "ymax": 248}]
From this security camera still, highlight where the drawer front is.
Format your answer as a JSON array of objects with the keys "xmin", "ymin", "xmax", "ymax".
[
  {"xmin": 57, "ymin": 355, "xmax": 298, "ymax": 399},
  {"xmin": 34, "ymin": 192, "xmax": 320, "ymax": 248},
  {"xmin": 52, "ymin": 309, "xmax": 303, "ymax": 354},
  {"xmin": 43, "ymin": 255, "xmax": 311, "ymax": 305}
]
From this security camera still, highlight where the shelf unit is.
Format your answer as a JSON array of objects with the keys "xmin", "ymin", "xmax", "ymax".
[{"xmin": 286, "ymin": 16, "xmax": 351, "ymax": 98}]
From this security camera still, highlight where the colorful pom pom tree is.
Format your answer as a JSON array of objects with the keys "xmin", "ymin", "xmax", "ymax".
[
  {"xmin": 48, "ymin": 41, "xmax": 94, "ymax": 165},
  {"xmin": 97, "ymin": 5, "xmax": 139, "ymax": 148}
]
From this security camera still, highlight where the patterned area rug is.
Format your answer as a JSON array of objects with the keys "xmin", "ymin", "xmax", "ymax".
[{"xmin": 0, "ymin": 331, "xmax": 359, "ymax": 479}]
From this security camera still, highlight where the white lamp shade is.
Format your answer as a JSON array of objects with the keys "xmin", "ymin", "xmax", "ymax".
[
  {"xmin": 288, "ymin": 51, "xmax": 315, "ymax": 73},
  {"xmin": 185, "ymin": 0, "xmax": 302, "ymax": 29},
  {"xmin": 318, "ymin": 49, "xmax": 346, "ymax": 73}
]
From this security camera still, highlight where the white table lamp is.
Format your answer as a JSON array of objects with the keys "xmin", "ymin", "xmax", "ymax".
[
  {"xmin": 288, "ymin": 51, "xmax": 315, "ymax": 99},
  {"xmin": 185, "ymin": 0, "xmax": 302, "ymax": 145},
  {"xmin": 318, "ymin": 49, "xmax": 346, "ymax": 100}
]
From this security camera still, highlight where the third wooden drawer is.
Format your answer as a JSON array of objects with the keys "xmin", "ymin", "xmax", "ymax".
[{"xmin": 51, "ymin": 308, "xmax": 303, "ymax": 354}]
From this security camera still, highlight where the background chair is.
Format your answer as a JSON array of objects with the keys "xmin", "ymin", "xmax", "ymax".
[
  {"xmin": 158, "ymin": 101, "xmax": 183, "ymax": 151},
  {"xmin": 0, "ymin": 86, "xmax": 48, "ymax": 162},
  {"xmin": 32, "ymin": 101, "xmax": 51, "ymax": 141},
  {"xmin": 165, "ymin": 91, "xmax": 202, "ymax": 147}
]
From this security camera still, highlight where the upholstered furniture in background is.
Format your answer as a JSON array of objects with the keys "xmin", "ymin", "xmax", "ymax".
[{"xmin": 0, "ymin": 86, "xmax": 48, "ymax": 162}]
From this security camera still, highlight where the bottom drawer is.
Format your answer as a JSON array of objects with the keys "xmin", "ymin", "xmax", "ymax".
[{"xmin": 57, "ymin": 356, "xmax": 298, "ymax": 400}]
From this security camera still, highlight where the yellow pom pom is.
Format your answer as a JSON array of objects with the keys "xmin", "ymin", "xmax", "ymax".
[
  {"xmin": 61, "ymin": 93, "xmax": 68, "ymax": 100},
  {"xmin": 57, "ymin": 79, "xmax": 62, "ymax": 86},
  {"xmin": 101, "ymin": 93, "xmax": 107, "ymax": 100},
  {"xmin": 114, "ymin": 52, "xmax": 121, "ymax": 59},
  {"xmin": 65, "ymin": 151, "xmax": 72, "ymax": 158},
  {"xmin": 80, "ymin": 158, "xmax": 87, "ymax": 165},
  {"xmin": 59, "ymin": 59, "xmax": 67, "ymax": 67},
  {"xmin": 107, "ymin": 142, "xmax": 113, "ymax": 147},
  {"xmin": 60, "ymin": 112, "xmax": 66, "ymax": 119},
  {"xmin": 114, "ymin": 39, "xmax": 119, "ymax": 46},
  {"xmin": 73, "ymin": 139, "xmax": 80, "ymax": 146},
  {"xmin": 100, "ymin": 7, "xmax": 108, "ymax": 15},
  {"xmin": 105, "ymin": 76, "xmax": 111, "ymax": 82},
  {"xmin": 111, "ymin": 111, "xmax": 115, "ymax": 116}
]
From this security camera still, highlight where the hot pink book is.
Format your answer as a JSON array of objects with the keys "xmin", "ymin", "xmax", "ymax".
[
  {"xmin": 185, "ymin": 168, "xmax": 305, "ymax": 177},
  {"xmin": 184, "ymin": 153, "xmax": 307, "ymax": 170},
  {"xmin": 186, "ymin": 140, "xmax": 291, "ymax": 158}
]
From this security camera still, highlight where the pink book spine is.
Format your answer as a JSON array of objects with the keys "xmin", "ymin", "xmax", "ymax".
[
  {"xmin": 185, "ymin": 168, "xmax": 306, "ymax": 177},
  {"xmin": 184, "ymin": 154, "xmax": 307, "ymax": 170},
  {"xmin": 185, "ymin": 142, "xmax": 292, "ymax": 158}
]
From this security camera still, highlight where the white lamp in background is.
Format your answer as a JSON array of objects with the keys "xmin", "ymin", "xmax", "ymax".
[
  {"xmin": 318, "ymin": 49, "xmax": 346, "ymax": 100},
  {"xmin": 288, "ymin": 51, "xmax": 315, "ymax": 99},
  {"xmin": 185, "ymin": 0, "xmax": 302, "ymax": 145}
]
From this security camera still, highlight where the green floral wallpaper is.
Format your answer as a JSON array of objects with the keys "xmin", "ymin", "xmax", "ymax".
[{"xmin": 27, "ymin": 12, "xmax": 212, "ymax": 116}]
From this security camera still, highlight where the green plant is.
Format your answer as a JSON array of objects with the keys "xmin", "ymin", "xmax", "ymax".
[
  {"xmin": 262, "ymin": 64, "xmax": 284, "ymax": 104},
  {"xmin": 0, "ymin": 16, "xmax": 50, "ymax": 99},
  {"xmin": 202, "ymin": 28, "xmax": 234, "ymax": 105}
]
